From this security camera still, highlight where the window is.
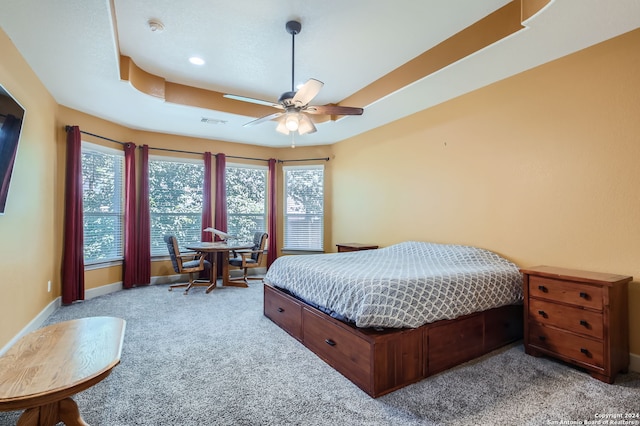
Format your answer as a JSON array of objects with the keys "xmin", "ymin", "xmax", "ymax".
[
  {"xmin": 283, "ymin": 165, "xmax": 324, "ymax": 251},
  {"xmin": 226, "ymin": 164, "xmax": 267, "ymax": 243},
  {"xmin": 81, "ymin": 142, "xmax": 124, "ymax": 264},
  {"xmin": 148, "ymin": 156, "xmax": 204, "ymax": 256}
]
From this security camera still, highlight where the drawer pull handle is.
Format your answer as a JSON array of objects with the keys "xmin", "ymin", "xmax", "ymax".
[
  {"xmin": 538, "ymin": 285, "xmax": 548, "ymax": 293},
  {"xmin": 277, "ymin": 307, "xmax": 284, "ymax": 313},
  {"xmin": 325, "ymin": 339, "xmax": 336, "ymax": 347},
  {"xmin": 580, "ymin": 348, "xmax": 590, "ymax": 356},
  {"xmin": 579, "ymin": 320, "xmax": 589, "ymax": 327},
  {"xmin": 579, "ymin": 292, "xmax": 588, "ymax": 299},
  {"xmin": 538, "ymin": 335, "xmax": 546, "ymax": 341},
  {"xmin": 538, "ymin": 310, "xmax": 547, "ymax": 318}
]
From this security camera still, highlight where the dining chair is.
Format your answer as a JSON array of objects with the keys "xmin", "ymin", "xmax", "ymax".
[
  {"xmin": 164, "ymin": 234, "xmax": 212, "ymax": 295},
  {"xmin": 228, "ymin": 232, "xmax": 268, "ymax": 285}
]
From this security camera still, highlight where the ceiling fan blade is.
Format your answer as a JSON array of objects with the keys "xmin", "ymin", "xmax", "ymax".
[
  {"xmin": 298, "ymin": 114, "xmax": 317, "ymax": 135},
  {"xmin": 292, "ymin": 79, "xmax": 323, "ymax": 107},
  {"xmin": 305, "ymin": 105, "xmax": 364, "ymax": 116},
  {"xmin": 243, "ymin": 112, "xmax": 284, "ymax": 127},
  {"xmin": 224, "ymin": 93, "xmax": 281, "ymax": 108}
]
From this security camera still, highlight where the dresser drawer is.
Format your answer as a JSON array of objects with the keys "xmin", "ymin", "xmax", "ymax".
[
  {"xmin": 529, "ymin": 276, "xmax": 602, "ymax": 310},
  {"xmin": 528, "ymin": 323, "xmax": 603, "ymax": 368},
  {"xmin": 264, "ymin": 284, "xmax": 303, "ymax": 341},
  {"xmin": 529, "ymin": 299, "xmax": 603, "ymax": 340},
  {"xmin": 303, "ymin": 308, "xmax": 372, "ymax": 390}
]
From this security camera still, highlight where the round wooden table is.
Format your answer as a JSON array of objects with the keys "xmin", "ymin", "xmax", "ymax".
[{"xmin": 184, "ymin": 241, "xmax": 254, "ymax": 290}]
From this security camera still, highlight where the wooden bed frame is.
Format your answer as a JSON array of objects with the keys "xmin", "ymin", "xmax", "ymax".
[{"xmin": 264, "ymin": 283, "xmax": 523, "ymax": 398}]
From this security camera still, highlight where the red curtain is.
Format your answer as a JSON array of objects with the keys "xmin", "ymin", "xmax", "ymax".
[
  {"xmin": 214, "ymin": 153, "xmax": 227, "ymax": 238},
  {"xmin": 267, "ymin": 158, "xmax": 278, "ymax": 268},
  {"xmin": 136, "ymin": 145, "xmax": 151, "ymax": 285},
  {"xmin": 122, "ymin": 143, "xmax": 137, "ymax": 289},
  {"xmin": 0, "ymin": 114, "xmax": 22, "ymax": 213},
  {"xmin": 62, "ymin": 126, "xmax": 85, "ymax": 304},
  {"xmin": 201, "ymin": 152, "xmax": 213, "ymax": 242},
  {"xmin": 214, "ymin": 154, "xmax": 227, "ymax": 276}
]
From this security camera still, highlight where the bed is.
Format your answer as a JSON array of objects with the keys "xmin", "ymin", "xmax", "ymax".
[{"xmin": 263, "ymin": 241, "xmax": 524, "ymax": 397}]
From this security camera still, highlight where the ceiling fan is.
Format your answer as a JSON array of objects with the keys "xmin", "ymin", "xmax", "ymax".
[{"xmin": 224, "ymin": 20, "xmax": 364, "ymax": 136}]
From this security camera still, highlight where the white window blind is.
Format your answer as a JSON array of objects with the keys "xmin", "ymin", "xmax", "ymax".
[
  {"xmin": 81, "ymin": 142, "xmax": 124, "ymax": 264},
  {"xmin": 283, "ymin": 165, "xmax": 324, "ymax": 251},
  {"xmin": 148, "ymin": 156, "xmax": 204, "ymax": 256},
  {"xmin": 226, "ymin": 164, "xmax": 267, "ymax": 243}
]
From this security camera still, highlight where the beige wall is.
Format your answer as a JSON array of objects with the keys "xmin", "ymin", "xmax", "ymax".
[
  {"xmin": 0, "ymin": 29, "xmax": 58, "ymax": 347},
  {"xmin": 331, "ymin": 29, "xmax": 640, "ymax": 353}
]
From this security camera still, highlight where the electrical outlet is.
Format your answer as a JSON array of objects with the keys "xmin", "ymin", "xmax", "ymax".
[{"xmin": 47, "ymin": 280, "xmax": 51, "ymax": 292}]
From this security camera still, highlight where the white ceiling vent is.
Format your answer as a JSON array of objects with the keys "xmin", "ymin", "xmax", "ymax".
[{"xmin": 201, "ymin": 117, "xmax": 227, "ymax": 125}]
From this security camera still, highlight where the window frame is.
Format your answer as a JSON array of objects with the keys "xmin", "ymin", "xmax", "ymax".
[
  {"xmin": 81, "ymin": 141, "xmax": 125, "ymax": 267},
  {"xmin": 148, "ymin": 154, "xmax": 205, "ymax": 257},
  {"xmin": 225, "ymin": 162, "xmax": 268, "ymax": 243},
  {"xmin": 282, "ymin": 164, "xmax": 325, "ymax": 252}
]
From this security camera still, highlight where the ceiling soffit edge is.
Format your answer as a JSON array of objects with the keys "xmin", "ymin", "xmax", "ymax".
[{"xmin": 116, "ymin": 0, "xmax": 550, "ymax": 120}]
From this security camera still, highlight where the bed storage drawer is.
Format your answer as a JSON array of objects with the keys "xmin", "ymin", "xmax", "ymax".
[
  {"xmin": 427, "ymin": 314, "xmax": 484, "ymax": 375},
  {"xmin": 263, "ymin": 284, "xmax": 523, "ymax": 398},
  {"xmin": 302, "ymin": 308, "xmax": 372, "ymax": 391},
  {"xmin": 264, "ymin": 284, "xmax": 303, "ymax": 341},
  {"xmin": 484, "ymin": 304, "xmax": 524, "ymax": 351}
]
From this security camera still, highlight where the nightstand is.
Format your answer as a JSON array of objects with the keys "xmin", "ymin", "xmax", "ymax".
[
  {"xmin": 336, "ymin": 243, "xmax": 379, "ymax": 253},
  {"xmin": 521, "ymin": 265, "xmax": 631, "ymax": 383}
]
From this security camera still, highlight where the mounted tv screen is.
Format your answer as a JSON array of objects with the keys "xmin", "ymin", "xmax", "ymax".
[{"xmin": 0, "ymin": 85, "xmax": 25, "ymax": 214}]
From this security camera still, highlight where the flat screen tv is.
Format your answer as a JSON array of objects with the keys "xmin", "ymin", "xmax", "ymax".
[{"xmin": 0, "ymin": 85, "xmax": 25, "ymax": 214}]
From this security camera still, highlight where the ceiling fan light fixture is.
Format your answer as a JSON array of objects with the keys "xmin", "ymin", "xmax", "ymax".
[
  {"xmin": 285, "ymin": 112, "xmax": 300, "ymax": 131},
  {"xmin": 275, "ymin": 119, "xmax": 290, "ymax": 135},
  {"xmin": 232, "ymin": 19, "xmax": 362, "ymax": 139},
  {"xmin": 297, "ymin": 113, "xmax": 317, "ymax": 135}
]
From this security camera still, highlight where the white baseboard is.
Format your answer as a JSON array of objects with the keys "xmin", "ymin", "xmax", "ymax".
[
  {"xmin": 0, "ymin": 296, "xmax": 61, "ymax": 356},
  {"xmin": 0, "ymin": 282, "xmax": 123, "ymax": 356},
  {"xmin": 85, "ymin": 281, "xmax": 123, "ymax": 299}
]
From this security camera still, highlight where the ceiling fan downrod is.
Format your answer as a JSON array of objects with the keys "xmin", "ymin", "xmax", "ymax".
[{"xmin": 286, "ymin": 20, "xmax": 302, "ymax": 93}]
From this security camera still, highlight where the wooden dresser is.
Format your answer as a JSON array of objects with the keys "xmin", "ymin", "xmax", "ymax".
[
  {"xmin": 521, "ymin": 265, "xmax": 631, "ymax": 383},
  {"xmin": 336, "ymin": 243, "xmax": 378, "ymax": 252}
]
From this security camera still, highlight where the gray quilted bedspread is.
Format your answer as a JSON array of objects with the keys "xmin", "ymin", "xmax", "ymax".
[{"xmin": 263, "ymin": 241, "xmax": 523, "ymax": 329}]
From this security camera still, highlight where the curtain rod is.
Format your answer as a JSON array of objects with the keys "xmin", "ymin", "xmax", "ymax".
[
  {"xmin": 278, "ymin": 157, "xmax": 330, "ymax": 163},
  {"xmin": 65, "ymin": 125, "xmax": 329, "ymax": 163},
  {"xmin": 65, "ymin": 126, "xmax": 127, "ymax": 145},
  {"xmin": 147, "ymin": 147, "xmax": 267, "ymax": 162}
]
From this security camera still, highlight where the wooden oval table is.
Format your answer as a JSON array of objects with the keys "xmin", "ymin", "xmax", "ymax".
[{"xmin": 0, "ymin": 316, "xmax": 126, "ymax": 426}]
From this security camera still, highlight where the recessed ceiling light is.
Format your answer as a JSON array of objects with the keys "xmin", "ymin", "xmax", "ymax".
[{"xmin": 189, "ymin": 57, "xmax": 205, "ymax": 66}]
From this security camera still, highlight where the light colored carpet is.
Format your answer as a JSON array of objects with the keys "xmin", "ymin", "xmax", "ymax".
[{"xmin": 1, "ymin": 281, "xmax": 638, "ymax": 425}]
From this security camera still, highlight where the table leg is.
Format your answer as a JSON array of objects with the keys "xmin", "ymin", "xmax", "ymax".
[
  {"xmin": 205, "ymin": 253, "xmax": 218, "ymax": 293},
  {"xmin": 17, "ymin": 398, "xmax": 88, "ymax": 426},
  {"xmin": 58, "ymin": 397, "xmax": 89, "ymax": 426},
  {"xmin": 222, "ymin": 250, "xmax": 248, "ymax": 288}
]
